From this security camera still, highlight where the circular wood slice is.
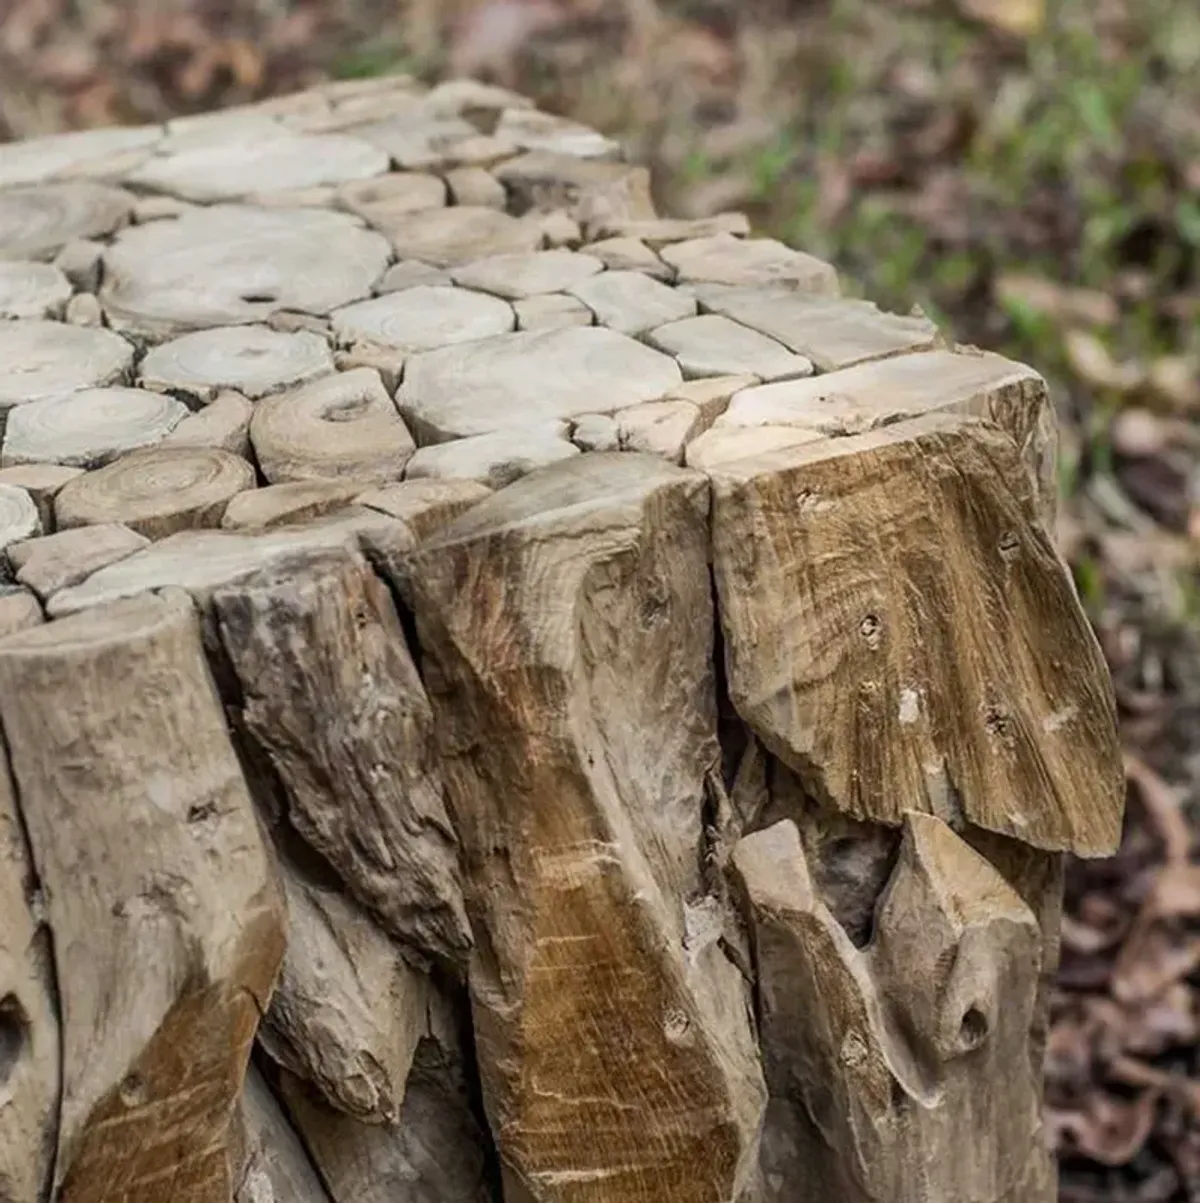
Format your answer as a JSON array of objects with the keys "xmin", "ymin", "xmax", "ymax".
[
  {"xmin": 0, "ymin": 181, "xmax": 134, "ymax": 261},
  {"xmin": 100, "ymin": 205, "xmax": 390, "ymax": 340},
  {"xmin": 0, "ymin": 483, "xmax": 42, "ymax": 550},
  {"xmin": 2, "ymin": 388, "xmax": 190, "ymax": 468},
  {"xmin": 140, "ymin": 326, "xmax": 334, "ymax": 405},
  {"xmin": 385, "ymin": 206, "xmax": 543, "ymax": 267},
  {"xmin": 0, "ymin": 262, "xmax": 72, "ymax": 319},
  {"xmin": 449, "ymin": 250, "xmax": 603, "ymax": 300},
  {"xmin": 125, "ymin": 132, "xmax": 390, "ymax": 202},
  {"xmin": 251, "ymin": 368, "xmax": 416, "ymax": 484},
  {"xmin": 337, "ymin": 173, "xmax": 448, "ymax": 226},
  {"xmin": 53, "ymin": 446, "xmax": 256, "ymax": 539},
  {"xmin": 0, "ymin": 321, "xmax": 134, "ymax": 412},
  {"xmin": 397, "ymin": 326, "xmax": 683, "ymax": 441},
  {"xmin": 0, "ymin": 125, "xmax": 161, "ymax": 189},
  {"xmin": 331, "ymin": 286, "xmax": 514, "ymax": 353}
]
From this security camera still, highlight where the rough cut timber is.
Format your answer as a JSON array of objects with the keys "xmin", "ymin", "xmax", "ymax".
[{"xmin": 0, "ymin": 71, "xmax": 1125, "ymax": 1203}]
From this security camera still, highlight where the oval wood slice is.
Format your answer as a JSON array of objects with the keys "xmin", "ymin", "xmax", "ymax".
[
  {"xmin": 125, "ymin": 132, "xmax": 390, "ymax": 202},
  {"xmin": 337, "ymin": 172, "xmax": 448, "ymax": 226},
  {"xmin": 397, "ymin": 325, "xmax": 683, "ymax": 441},
  {"xmin": 0, "ymin": 182, "xmax": 134, "ymax": 261},
  {"xmin": 53, "ymin": 446, "xmax": 256, "ymax": 539},
  {"xmin": 140, "ymin": 326, "xmax": 334, "ymax": 405},
  {"xmin": 0, "ymin": 125, "xmax": 160, "ymax": 189},
  {"xmin": 331, "ymin": 285, "xmax": 514, "ymax": 353},
  {"xmin": 0, "ymin": 483, "xmax": 42, "ymax": 550},
  {"xmin": 449, "ymin": 250, "xmax": 603, "ymax": 299},
  {"xmin": 251, "ymin": 368, "xmax": 416, "ymax": 484},
  {"xmin": 0, "ymin": 321, "xmax": 133, "ymax": 412},
  {"xmin": 384, "ymin": 206, "xmax": 542, "ymax": 266},
  {"xmin": 100, "ymin": 205, "xmax": 390, "ymax": 340},
  {"xmin": 2, "ymin": 387, "xmax": 190, "ymax": 468},
  {"xmin": 0, "ymin": 262, "xmax": 72, "ymax": 319}
]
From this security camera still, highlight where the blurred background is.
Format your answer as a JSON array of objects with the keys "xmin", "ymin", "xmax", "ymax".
[{"xmin": 3, "ymin": 0, "xmax": 1199, "ymax": 1197}]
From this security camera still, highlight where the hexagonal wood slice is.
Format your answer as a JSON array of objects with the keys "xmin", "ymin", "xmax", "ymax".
[
  {"xmin": 709, "ymin": 410, "xmax": 1123, "ymax": 856},
  {"xmin": 0, "ymin": 591, "xmax": 286, "ymax": 1203},
  {"xmin": 393, "ymin": 453, "xmax": 766, "ymax": 1203}
]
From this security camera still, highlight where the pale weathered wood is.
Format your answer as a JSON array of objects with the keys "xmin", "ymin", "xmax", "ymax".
[
  {"xmin": 0, "ymin": 483, "xmax": 42, "ymax": 551},
  {"xmin": 0, "ymin": 320, "xmax": 134, "ymax": 413},
  {"xmin": 338, "ymin": 172, "xmax": 448, "ymax": 225},
  {"xmin": 450, "ymin": 250, "xmax": 603, "ymax": 299},
  {"xmin": 221, "ymin": 480, "xmax": 368, "ymax": 532},
  {"xmin": 588, "ymin": 213, "xmax": 752, "ymax": 246},
  {"xmin": 212, "ymin": 547, "xmax": 470, "ymax": 968},
  {"xmin": 570, "ymin": 412, "xmax": 621, "ymax": 452},
  {"xmin": 396, "ymin": 452, "xmax": 765, "ymax": 1203},
  {"xmin": 0, "ymin": 590, "xmax": 286, "ymax": 1203},
  {"xmin": 0, "ymin": 463, "xmax": 87, "ymax": 536},
  {"xmin": 251, "ymin": 369, "xmax": 416, "ymax": 485},
  {"xmin": 647, "ymin": 314, "xmax": 814, "ymax": 382},
  {"xmin": 8, "ymin": 523, "xmax": 150, "ymax": 599},
  {"xmin": 54, "ymin": 446, "xmax": 256, "ymax": 540},
  {"xmin": 0, "ymin": 585, "xmax": 44, "ymax": 636},
  {"xmin": 586, "ymin": 236, "xmax": 674, "ymax": 280},
  {"xmin": 2, "ymin": 387, "xmax": 189, "ymax": 468},
  {"xmin": 260, "ymin": 859, "xmax": 429, "ymax": 1122},
  {"xmin": 617, "ymin": 400, "xmax": 706, "ymax": 463},
  {"xmin": 569, "ymin": 269, "xmax": 696, "ymax": 335},
  {"xmin": 512, "ymin": 293, "xmax": 594, "ymax": 331},
  {"xmin": 0, "ymin": 181, "xmax": 133, "ymax": 260},
  {"xmin": 398, "ymin": 326, "xmax": 683, "ymax": 442},
  {"xmin": 100, "ymin": 205, "xmax": 390, "ymax": 340},
  {"xmin": 332, "ymin": 286, "xmax": 515, "ymax": 354},
  {"xmin": 162, "ymin": 390, "xmax": 255, "ymax": 456},
  {"xmin": 664, "ymin": 234, "xmax": 840, "ymax": 293},
  {"xmin": 0, "ymin": 261, "xmax": 72, "ymax": 319},
  {"xmin": 140, "ymin": 326, "xmax": 335, "ymax": 405},
  {"xmin": 0, "ymin": 126, "xmax": 159, "ymax": 191},
  {"xmin": 405, "ymin": 424, "xmax": 580, "ymax": 489}
]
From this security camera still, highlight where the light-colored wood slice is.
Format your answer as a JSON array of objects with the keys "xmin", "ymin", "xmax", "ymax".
[
  {"xmin": 100, "ymin": 205, "xmax": 389, "ymax": 340},
  {"xmin": 0, "ymin": 463, "xmax": 83, "ymax": 529},
  {"xmin": 260, "ymin": 862, "xmax": 429, "ymax": 1122},
  {"xmin": 662, "ymin": 234, "xmax": 840, "ymax": 293},
  {"xmin": 0, "ymin": 320, "xmax": 133, "ymax": 412},
  {"xmin": 0, "ymin": 181, "xmax": 133, "ymax": 261},
  {"xmin": 213, "ymin": 546, "xmax": 469, "ymax": 967},
  {"xmin": 0, "ymin": 483, "xmax": 42, "ymax": 551},
  {"xmin": 266, "ymin": 310, "xmax": 333, "ymax": 338},
  {"xmin": 394, "ymin": 452, "xmax": 765, "ymax": 1203},
  {"xmin": 251, "ymin": 368, "xmax": 416, "ymax": 484},
  {"xmin": 8, "ymin": 523, "xmax": 150, "ymax": 600},
  {"xmin": 374, "ymin": 261, "xmax": 453, "ymax": 295},
  {"xmin": 617, "ymin": 400, "xmax": 705, "ymax": 464},
  {"xmin": 153, "ymin": 112, "xmax": 285, "ymax": 156},
  {"xmin": 354, "ymin": 478, "xmax": 492, "ymax": 540},
  {"xmin": 0, "ymin": 725, "xmax": 58, "ymax": 1203},
  {"xmin": 332, "ymin": 285, "xmax": 514, "ymax": 353},
  {"xmin": 450, "ymin": 249, "xmax": 603, "ymax": 299},
  {"xmin": 221, "ymin": 479, "xmax": 368, "ymax": 531},
  {"xmin": 65, "ymin": 293, "xmax": 102, "ymax": 326},
  {"xmin": 713, "ymin": 348, "xmax": 1056, "ymax": 521},
  {"xmin": 405, "ymin": 423, "xmax": 580, "ymax": 489},
  {"xmin": 277, "ymin": 991, "xmax": 495, "ymax": 1203},
  {"xmin": 126, "ymin": 131, "xmax": 389, "ymax": 202},
  {"xmin": 0, "ymin": 590, "xmax": 285, "ymax": 1203},
  {"xmin": 234, "ymin": 1067, "xmax": 332, "ymax": 1203},
  {"xmin": 571, "ymin": 412, "xmax": 621, "ymax": 451},
  {"xmin": 54, "ymin": 446, "xmax": 256, "ymax": 540},
  {"xmin": 162, "ymin": 390, "xmax": 254, "ymax": 456},
  {"xmin": 250, "ymin": 186, "xmax": 339, "ymax": 210},
  {"xmin": 647, "ymin": 314, "xmax": 814, "ymax": 382},
  {"xmin": 444, "ymin": 165, "xmax": 507, "ymax": 208},
  {"xmin": 685, "ymin": 423, "xmax": 824, "ymax": 474},
  {"xmin": 666, "ymin": 374, "xmax": 758, "ymax": 425},
  {"xmin": 732, "ymin": 815, "xmax": 1056, "ymax": 1203},
  {"xmin": 47, "ymin": 511, "xmax": 409, "ymax": 619},
  {"xmin": 0, "ymin": 125, "xmax": 160, "ymax": 189},
  {"xmin": 710, "ymin": 410, "xmax": 1124, "ymax": 855},
  {"xmin": 495, "ymin": 151, "xmax": 656, "ymax": 224},
  {"xmin": 512, "ymin": 292, "xmax": 594, "ymax": 331},
  {"xmin": 494, "ymin": 107, "xmax": 619, "ymax": 159},
  {"xmin": 348, "ymin": 113, "xmax": 495, "ymax": 171},
  {"xmin": 0, "ymin": 261, "xmax": 71, "ymax": 319},
  {"xmin": 337, "ymin": 171, "xmax": 447, "ymax": 225},
  {"xmin": 0, "ymin": 585, "xmax": 43, "ymax": 636},
  {"xmin": 333, "ymin": 341, "xmax": 406, "ymax": 394},
  {"xmin": 132, "ymin": 195, "xmax": 195, "ymax": 223},
  {"xmin": 398, "ymin": 326, "xmax": 683, "ymax": 442},
  {"xmin": 569, "ymin": 269, "xmax": 697, "ymax": 335},
  {"xmin": 140, "ymin": 326, "xmax": 334, "ymax": 405},
  {"xmin": 585, "ymin": 236, "xmax": 674, "ymax": 280},
  {"xmin": 53, "ymin": 238, "xmax": 104, "ymax": 291},
  {"xmin": 384, "ymin": 205, "xmax": 542, "ymax": 266},
  {"xmin": 2, "ymin": 387, "xmax": 189, "ymax": 468},
  {"xmin": 534, "ymin": 208, "xmax": 582, "ymax": 248},
  {"xmin": 692, "ymin": 284, "xmax": 941, "ymax": 373},
  {"xmin": 589, "ymin": 212, "xmax": 751, "ymax": 246},
  {"xmin": 422, "ymin": 77, "xmax": 535, "ymax": 118}
]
